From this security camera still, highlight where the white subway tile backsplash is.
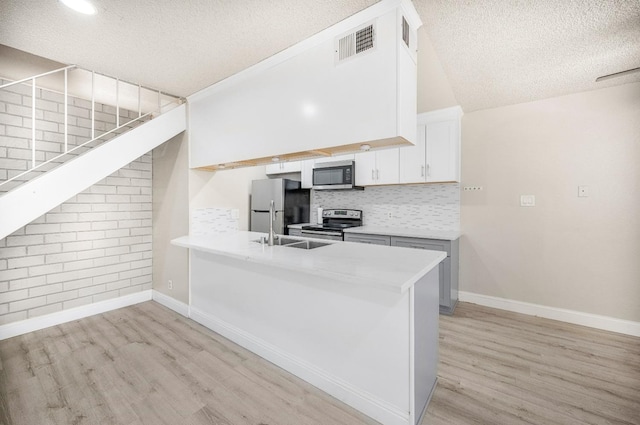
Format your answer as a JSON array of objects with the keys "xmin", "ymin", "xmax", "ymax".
[
  {"xmin": 191, "ymin": 208, "xmax": 239, "ymax": 236},
  {"xmin": 312, "ymin": 183, "xmax": 460, "ymax": 231}
]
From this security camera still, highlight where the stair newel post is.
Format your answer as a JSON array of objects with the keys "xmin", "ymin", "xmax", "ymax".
[
  {"xmin": 64, "ymin": 68, "xmax": 68, "ymax": 154},
  {"xmin": 31, "ymin": 77, "xmax": 36, "ymax": 170}
]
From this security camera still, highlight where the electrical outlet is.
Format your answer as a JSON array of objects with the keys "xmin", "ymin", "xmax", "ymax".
[
  {"xmin": 578, "ymin": 185, "xmax": 589, "ymax": 197},
  {"xmin": 168, "ymin": 280, "xmax": 173, "ymax": 290},
  {"xmin": 463, "ymin": 186, "xmax": 483, "ymax": 191},
  {"xmin": 387, "ymin": 212, "xmax": 392, "ymax": 219},
  {"xmin": 520, "ymin": 195, "xmax": 535, "ymax": 207}
]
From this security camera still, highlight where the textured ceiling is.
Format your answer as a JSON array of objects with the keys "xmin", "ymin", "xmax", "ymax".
[
  {"xmin": 0, "ymin": 0, "xmax": 639, "ymax": 111},
  {"xmin": 0, "ymin": 0, "xmax": 378, "ymax": 97},
  {"xmin": 414, "ymin": 0, "xmax": 640, "ymax": 111}
]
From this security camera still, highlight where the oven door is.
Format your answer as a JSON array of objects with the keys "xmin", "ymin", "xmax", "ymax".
[{"xmin": 300, "ymin": 229, "xmax": 343, "ymax": 241}]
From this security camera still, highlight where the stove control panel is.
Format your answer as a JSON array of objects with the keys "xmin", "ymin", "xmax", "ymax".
[{"xmin": 323, "ymin": 209, "xmax": 362, "ymax": 219}]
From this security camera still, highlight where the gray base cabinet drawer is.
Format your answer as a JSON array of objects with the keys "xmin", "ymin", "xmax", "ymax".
[
  {"xmin": 344, "ymin": 233, "xmax": 391, "ymax": 246},
  {"xmin": 288, "ymin": 228, "xmax": 302, "ymax": 237},
  {"xmin": 390, "ymin": 236, "xmax": 451, "ymax": 256}
]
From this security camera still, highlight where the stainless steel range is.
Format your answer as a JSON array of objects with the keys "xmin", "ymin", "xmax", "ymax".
[{"xmin": 300, "ymin": 209, "xmax": 362, "ymax": 241}]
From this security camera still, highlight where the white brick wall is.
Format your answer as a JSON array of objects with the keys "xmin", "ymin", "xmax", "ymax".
[
  {"xmin": 0, "ymin": 78, "xmax": 144, "ymax": 191},
  {"xmin": 0, "ymin": 80, "xmax": 153, "ymax": 326}
]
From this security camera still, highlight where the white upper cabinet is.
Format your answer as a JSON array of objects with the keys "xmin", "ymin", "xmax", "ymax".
[
  {"xmin": 399, "ymin": 106, "xmax": 462, "ymax": 184},
  {"xmin": 314, "ymin": 154, "xmax": 355, "ymax": 164},
  {"xmin": 301, "ymin": 159, "xmax": 314, "ymax": 188},
  {"xmin": 355, "ymin": 149, "xmax": 399, "ymax": 186},
  {"xmin": 265, "ymin": 161, "xmax": 302, "ymax": 175},
  {"xmin": 188, "ymin": 1, "xmax": 422, "ymax": 170}
]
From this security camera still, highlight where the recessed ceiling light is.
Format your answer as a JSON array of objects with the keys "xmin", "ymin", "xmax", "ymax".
[
  {"xmin": 360, "ymin": 144, "xmax": 371, "ymax": 151},
  {"xmin": 60, "ymin": 0, "xmax": 97, "ymax": 15}
]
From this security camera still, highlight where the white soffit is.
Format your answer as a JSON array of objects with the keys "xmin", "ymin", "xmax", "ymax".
[{"xmin": 414, "ymin": 0, "xmax": 640, "ymax": 111}]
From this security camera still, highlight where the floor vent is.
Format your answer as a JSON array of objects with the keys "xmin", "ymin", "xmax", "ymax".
[{"xmin": 336, "ymin": 23, "xmax": 376, "ymax": 63}]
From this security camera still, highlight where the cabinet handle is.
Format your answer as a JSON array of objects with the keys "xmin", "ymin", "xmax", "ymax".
[
  {"xmin": 427, "ymin": 164, "xmax": 431, "ymax": 177},
  {"xmin": 421, "ymin": 165, "xmax": 425, "ymax": 177},
  {"xmin": 376, "ymin": 169, "xmax": 380, "ymax": 180},
  {"xmin": 371, "ymin": 170, "xmax": 375, "ymax": 180}
]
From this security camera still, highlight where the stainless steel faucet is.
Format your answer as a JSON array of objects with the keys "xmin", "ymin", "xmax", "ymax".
[{"xmin": 267, "ymin": 199, "xmax": 278, "ymax": 246}]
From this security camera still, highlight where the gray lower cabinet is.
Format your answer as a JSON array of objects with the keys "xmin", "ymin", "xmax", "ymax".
[
  {"xmin": 343, "ymin": 233, "xmax": 391, "ymax": 246},
  {"xmin": 345, "ymin": 232, "xmax": 459, "ymax": 315}
]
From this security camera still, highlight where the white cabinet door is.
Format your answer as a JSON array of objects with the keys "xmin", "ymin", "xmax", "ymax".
[
  {"xmin": 280, "ymin": 161, "xmax": 301, "ymax": 173},
  {"xmin": 265, "ymin": 161, "xmax": 302, "ymax": 175},
  {"xmin": 300, "ymin": 159, "xmax": 314, "ymax": 188},
  {"xmin": 354, "ymin": 152, "xmax": 376, "ymax": 186},
  {"xmin": 399, "ymin": 125, "xmax": 427, "ymax": 184},
  {"xmin": 355, "ymin": 150, "xmax": 399, "ymax": 186},
  {"xmin": 265, "ymin": 163, "xmax": 282, "ymax": 175},
  {"xmin": 375, "ymin": 149, "xmax": 399, "ymax": 185},
  {"xmin": 426, "ymin": 120, "xmax": 458, "ymax": 182}
]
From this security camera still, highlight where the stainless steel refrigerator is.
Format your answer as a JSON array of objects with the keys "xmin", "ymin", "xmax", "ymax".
[{"xmin": 250, "ymin": 178, "xmax": 310, "ymax": 235}]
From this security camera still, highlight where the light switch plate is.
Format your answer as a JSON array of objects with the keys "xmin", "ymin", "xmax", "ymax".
[
  {"xmin": 578, "ymin": 186, "xmax": 589, "ymax": 197},
  {"xmin": 520, "ymin": 195, "xmax": 535, "ymax": 207}
]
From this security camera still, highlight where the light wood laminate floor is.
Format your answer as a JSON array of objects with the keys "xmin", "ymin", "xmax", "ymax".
[{"xmin": 1, "ymin": 301, "xmax": 638, "ymax": 425}]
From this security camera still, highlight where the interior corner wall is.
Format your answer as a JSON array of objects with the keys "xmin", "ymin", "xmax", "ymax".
[
  {"xmin": 189, "ymin": 166, "xmax": 267, "ymax": 231},
  {"xmin": 460, "ymin": 82, "xmax": 640, "ymax": 322},
  {"xmin": 152, "ymin": 133, "xmax": 189, "ymax": 304},
  {"xmin": 416, "ymin": 27, "xmax": 458, "ymax": 114}
]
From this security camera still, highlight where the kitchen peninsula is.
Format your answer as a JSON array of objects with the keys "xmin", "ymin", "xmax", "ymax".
[{"xmin": 172, "ymin": 232, "xmax": 446, "ymax": 425}]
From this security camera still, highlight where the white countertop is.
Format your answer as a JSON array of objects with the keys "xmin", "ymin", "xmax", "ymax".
[
  {"xmin": 172, "ymin": 231, "xmax": 446, "ymax": 294},
  {"xmin": 343, "ymin": 226, "xmax": 460, "ymax": 241}
]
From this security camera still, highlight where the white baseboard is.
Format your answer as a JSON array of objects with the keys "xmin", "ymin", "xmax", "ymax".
[
  {"xmin": 189, "ymin": 306, "xmax": 410, "ymax": 425},
  {"xmin": 152, "ymin": 290, "xmax": 190, "ymax": 317},
  {"xmin": 0, "ymin": 290, "xmax": 152, "ymax": 340},
  {"xmin": 459, "ymin": 291, "xmax": 640, "ymax": 337}
]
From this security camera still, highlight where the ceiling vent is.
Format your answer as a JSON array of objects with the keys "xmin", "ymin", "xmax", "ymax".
[
  {"xmin": 336, "ymin": 22, "xmax": 376, "ymax": 63},
  {"xmin": 402, "ymin": 17, "xmax": 410, "ymax": 48}
]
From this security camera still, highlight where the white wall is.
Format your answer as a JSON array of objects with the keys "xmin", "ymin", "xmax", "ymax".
[
  {"xmin": 460, "ymin": 82, "xmax": 640, "ymax": 322},
  {"xmin": 189, "ymin": 166, "xmax": 267, "ymax": 231},
  {"xmin": 152, "ymin": 133, "xmax": 189, "ymax": 304},
  {"xmin": 416, "ymin": 27, "xmax": 458, "ymax": 113}
]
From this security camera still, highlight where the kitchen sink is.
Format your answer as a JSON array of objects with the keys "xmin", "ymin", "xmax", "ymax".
[
  {"xmin": 253, "ymin": 237, "xmax": 331, "ymax": 250},
  {"xmin": 282, "ymin": 240, "xmax": 331, "ymax": 250}
]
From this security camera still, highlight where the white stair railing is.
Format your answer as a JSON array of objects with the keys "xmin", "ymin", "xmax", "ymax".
[{"xmin": 0, "ymin": 65, "xmax": 184, "ymax": 192}]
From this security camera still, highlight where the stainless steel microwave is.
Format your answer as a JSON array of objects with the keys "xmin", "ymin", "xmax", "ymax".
[{"xmin": 312, "ymin": 160, "xmax": 362, "ymax": 190}]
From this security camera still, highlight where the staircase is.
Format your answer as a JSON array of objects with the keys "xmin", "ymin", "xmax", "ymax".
[{"xmin": 0, "ymin": 66, "xmax": 186, "ymax": 240}]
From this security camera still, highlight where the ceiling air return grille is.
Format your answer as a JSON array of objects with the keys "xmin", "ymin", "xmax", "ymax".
[
  {"xmin": 336, "ymin": 23, "xmax": 376, "ymax": 63},
  {"xmin": 402, "ymin": 17, "xmax": 410, "ymax": 47}
]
